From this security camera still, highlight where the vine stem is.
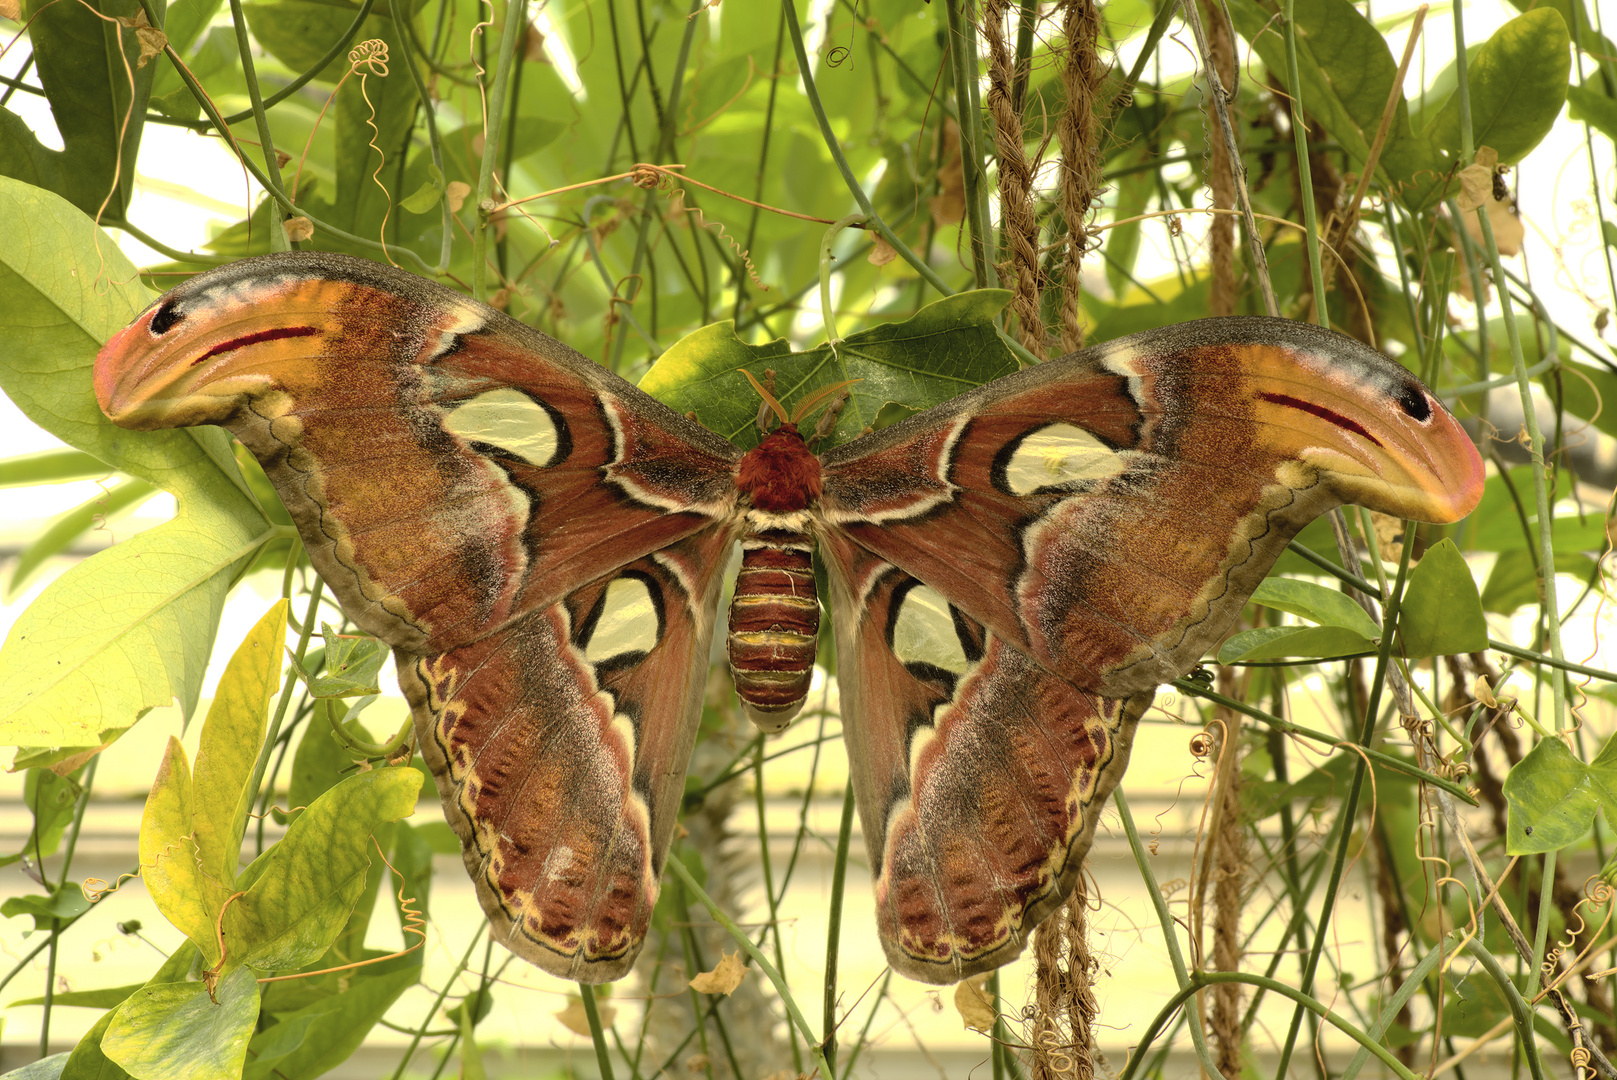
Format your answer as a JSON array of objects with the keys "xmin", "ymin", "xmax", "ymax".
[
  {"xmin": 1448, "ymin": 0, "xmax": 1565, "ymax": 999},
  {"xmin": 664, "ymin": 854, "xmax": 834, "ymax": 1080},
  {"xmin": 1112, "ymin": 788, "xmax": 1221, "ymax": 1078},
  {"xmin": 822, "ymin": 781, "xmax": 856, "ymax": 1070},
  {"xmin": 240, "ymin": 582, "xmax": 324, "ymax": 860},
  {"xmin": 1117, "ymin": 970, "xmax": 1425, "ymax": 1080},
  {"xmin": 470, "ymin": 0, "xmax": 526, "ymax": 301},
  {"xmin": 580, "ymin": 984, "xmax": 617, "ymax": 1080}
]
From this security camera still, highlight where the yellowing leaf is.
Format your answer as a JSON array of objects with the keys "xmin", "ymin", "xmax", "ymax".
[
  {"xmin": 954, "ymin": 975, "xmax": 995, "ymax": 1033},
  {"xmin": 555, "ymin": 994, "xmax": 616, "ymax": 1036},
  {"xmin": 283, "ymin": 217, "xmax": 314, "ymax": 242},
  {"xmin": 688, "ymin": 950, "xmax": 746, "ymax": 995}
]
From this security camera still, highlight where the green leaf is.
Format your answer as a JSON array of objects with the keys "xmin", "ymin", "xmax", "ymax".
[
  {"xmin": 245, "ymin": 966, "xmax": 418, "ymax": 1080},
  {"xmin": 58, "ymin": 1010, "xmax": 131, "ymax": 1080},
  {"xmin": 301, "ymin": 625, "xmax": 386, "ymax": 698},
  {"xmin": 0, "ymin": 449, "xmax": 111, "ymax": 488},
  {"xmin": 0, "ymin": 177, "xmax": 270, "ymax": 746},
  {"xmin": 230, "ymin": 767, "xmax": 422, "ymax": 971},
  {"xmin": 1218, "ymin": 625, "xmax": 1377, "ymax": 663},
  {"xmin": 1425, "ymin": 9, "xmax": 1571, "ymax": 165},
  {"xmin": 1246, "ymin": 578, "xmax": 1382, "ymax": 638},
  {"xmin": 640, "ymin": 290, "xmax": 1018, "ymax": 447},
  {"xmin": 1223, "ymin": 0, "xmax": 1443, "ymax": 196},
  {"xmin": 191, "ymin": 602, "xmax": 289, "ymax": 890},
  {"xmin": 1480, "ymin": 549, "xmax": 1599, "ymax": 615},
  {"xmin": 1569, "ymin": 83, "xmax": 1617, "ymax": 142},
  {"xmin": 0, "ymin": 888, "xmax": 93, "ymax": 927},
  {"xmin": 7, "ymin": 478, "xmax": 157, "ymax": 598},
  {"xmin": 0, "ymin": 0, "xmax": 153, "ymax": 218},
  {"xmin": 399, "ymin": 165, "xmax": 445, "ymax": 215},
  {"xmin": 1503, "ymin": 733, "xmax": 1617, "ymax": 854},
  {"xmin": 0, "ymin": 767, "xmax": 84, "ymax": 869},
  {"xmin": 3, "ymin": 1051, "xmax": 71, "ymax": 1079},
  {"xmin": 139, "ymin": 736, "xmax": 221, "ymax": 961},
  {"xmin": 103, "ymin": 965, "xmax": 259, "ymax": 1080},
  {"xmin": 1396, "ymin": 539, "xmax": 1488, "ymax": 657},
  {"xmin": 9, "ymin": 983, "xmax": 143, "ymax": 1010}
]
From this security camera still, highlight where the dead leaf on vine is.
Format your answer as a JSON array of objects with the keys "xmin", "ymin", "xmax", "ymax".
[
  {"xmin": 953, "ymin": 974, "xmax": 995, "ymax": 1033},
  {"xmin": 868, "ymin": 233, "xmax": 898, "ymax": 266},
  {"xmin": 555, "ymin": 994, "xmax": 615, "ymax": 1036},
  {"xmin": 446, "ymin": 181, "xmax": 471, "ymax": 212},
  {"xmin": 117, "ymin": 10, "xmax": 167, "ymax": 68},
  {"xmin": 0, "ymin": 0, "xmax": 21, "ymax": 21},
  {"xmin": 688, "ymin": 950, "xmax": 745, "ymax": 995},
  {"xmin": 283, "ymin": 217, "xmax": 314, "ymax": 242}
]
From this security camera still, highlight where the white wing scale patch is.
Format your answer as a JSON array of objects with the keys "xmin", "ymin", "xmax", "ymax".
[
  {"xmin": 890, "ymin": 584, "xmax": 970, "ymax": 675},
  {"xmin": 582, "ymin": 577, "xmax": 661, "ymax": 664},
  {"xmin": 1001, "ymin": 423, "xmax": 1125, "ymax": 495},
  {"xmin": 445, "ymin": 388, "xmax": 563, "ymax": 467}
]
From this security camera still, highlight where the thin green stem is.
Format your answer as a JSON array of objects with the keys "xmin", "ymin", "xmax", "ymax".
[
  {"xmin": 752, "ymin": 743, "xmax": 804, "ymax": 1075},
  {"xmin": 1112, "ymin": 788, "xmax": 1221, "ymax": 1077},
  {"xmin": 1274, "ymin": 542, "xmax": 1415, "ymax": 1080},
  {"xmin": 822, "ymin": 781, "xmax": 856, "ymax": 1070},
  {"xmin": 388, "ymin": 0, "xmax": 452, "ymax": 272},
  {"xmin": 780, "ymin": 0, "xmax": 954, "ymax": 298},
  {"xmin": 471, "ymin": 0, "xmax": 527, "ymax": 299},
  {"xmin": 226, "ymin": 0, "xmax": 289, "ymax": 252},
  {"xmin": 243, "ymin": 583, "xmax": 323, "ymax": 859},
  {"xmin": 389, "ymin": 932, "xmax": 482, "ymax": 1080},
  {"xmin": 1119, "ymin": 971, "xmax": 1424, "ymax": 1080},
  {"xmin": 664, "ymin": 855, "xmax": 834, "ymax": 1080},
  {"xmin": 581, "ymin": 984, "xmax": 618, "ymax": 1080},
  {"xmin": 1281, "ymin": 0, "xmax": 1327, "ymax": 322},
  {"xmin": 943, "ymin": 0, "xmax": 993, "ymax": 287},
  {"xmin": 1171, "ymin": 679, "xmax": 1476, "ymax": 802}
]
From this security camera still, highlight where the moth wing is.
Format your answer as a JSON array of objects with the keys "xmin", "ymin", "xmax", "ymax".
[
  {"xmin": 814, "ymin": 316, "xmax": 1483, "ymax": 980},
  {"xmin": 817, "ymin": 316, "xmax": 1482, "ymax": 699},
  {"xmin": 404, "ymin": 526, "xmax": 737, "ymax": 980},
  {"xmin": 819, "ymin": 531, "xmax": 1148, "ymax": 983},
  {"xmin": 93, "ymin": 252, "xmax": 748, "ymax": 980},
  {"xmin": 94, "ymin": 251, "xmax": 744, "ymax": 658}
]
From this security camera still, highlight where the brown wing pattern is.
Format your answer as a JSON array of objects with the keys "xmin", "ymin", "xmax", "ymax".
[
  {"xmin": 95, "ymin": 252, "xmax": 745, "ymax": 982},
  {"xmin": 816, "ymin": 316, "xmax": 1483, "ymax": 980},
  {"xmin": 402, "ymin": 526, "xmax": 736, "ymax": 980},
  {"xmin": 820, "ymin": 317, "xmax": 1484, "ymax": 698},
  {"xmin": 820, "ymin": 531, "xmax": 1150, "ymax": 982},
  {"xmin": 95, "ymin": 252, "xmax": 742, "ymax": 657}
]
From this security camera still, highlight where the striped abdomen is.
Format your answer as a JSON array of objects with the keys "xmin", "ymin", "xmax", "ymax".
[{"xmin": 728, "ymin": 518, "xmax": 820, "ymax": 731}]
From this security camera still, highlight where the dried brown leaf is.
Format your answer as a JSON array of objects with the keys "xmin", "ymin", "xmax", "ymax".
[
  {"xmin": 688, "ymin": 950, "xmax": 746, "ymax": 995},
  {"xmin": 954, "ymin": 974, "xmax": 995, "ymax": 1033}
]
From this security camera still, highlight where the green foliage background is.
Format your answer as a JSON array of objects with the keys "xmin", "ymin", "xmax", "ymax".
[{"xmin": 0, "ymin": 0, "xmax": 1613, "ymax": 1076}]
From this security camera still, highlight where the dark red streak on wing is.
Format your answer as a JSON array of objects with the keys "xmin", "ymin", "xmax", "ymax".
[
  {"xmin": 191, "ymin": 325, "xmax": 322, "ymax": 366},
  {"xmin": 1257, "ymin": 391, "xmax": 1385, "ymax": 447}
]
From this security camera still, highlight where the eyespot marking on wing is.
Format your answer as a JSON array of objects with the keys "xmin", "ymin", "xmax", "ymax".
[
  {"xmin": 1396, "ymin": 383, "xmax": 1432, "ymax": 422},
  {"xmin": 445, "ymin": 388, "xmax": 570, "ymax": 467},
  {"xmin": 889, "ymin": 581, "xmax": 970, "ymax": 677},
  {"xmin": 994, "ymin": 423, "xmax": 1125, "ymax": 496},
  {"xmin": 149, "ymin": 299, "xmax": 184, "ymax": 336},
  {"xmin": 579, "ymin": 574, "xmax": 663, "ymax": 667}
]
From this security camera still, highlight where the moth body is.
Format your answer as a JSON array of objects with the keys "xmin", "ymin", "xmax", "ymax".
[{"xmin": 730, "ymin": 427, "xmax": 824, "ymax": 729}]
